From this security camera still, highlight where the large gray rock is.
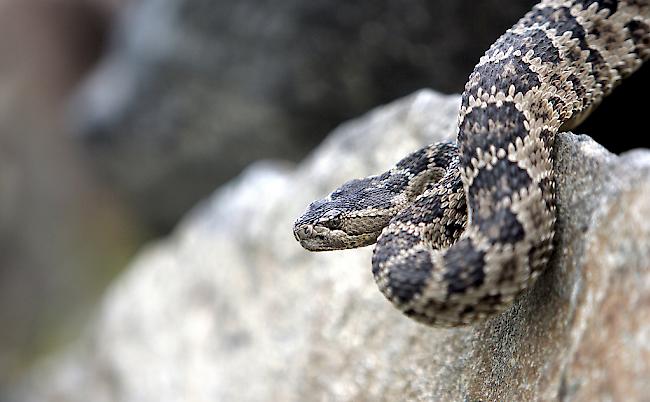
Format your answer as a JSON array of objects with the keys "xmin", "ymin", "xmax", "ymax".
[
  {"xmin": 73, "ymin": 0, "xmax": 537, "ymax": 229},
  {"xmin": 14, "ymin": 90, "xmax": 650, "ymax": 401}
]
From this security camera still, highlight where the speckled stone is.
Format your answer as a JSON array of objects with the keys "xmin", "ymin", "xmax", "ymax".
[{"xmin": 10, "ymin": 90, "xmax": 650, "ymax": 402}]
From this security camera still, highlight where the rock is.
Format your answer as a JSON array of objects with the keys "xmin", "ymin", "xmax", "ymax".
[
  {"xmin": 72, "ymin": 0, "xmax": 537, "ymax": 230},
  {"xmin": 11, "ymin": 90, "xmax": 650, "ymax": 401}
]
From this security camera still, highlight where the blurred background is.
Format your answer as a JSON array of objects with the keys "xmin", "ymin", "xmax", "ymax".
[{"xmin": 0, "ymin": 0, "xmax": 648, "ymax": 391}]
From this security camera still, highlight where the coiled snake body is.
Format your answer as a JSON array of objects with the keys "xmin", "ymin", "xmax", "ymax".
[{"xmin": 294, "ymin": 0, "xmax": 650, "ymax": 326}]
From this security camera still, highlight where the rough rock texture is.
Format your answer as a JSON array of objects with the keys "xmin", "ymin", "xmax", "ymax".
[
  {"xmin": 72, "ymin": 0, "xmax": 537, "ymax": 230},
  {"xmin": 13, "ymin": 90, "xmax": 650, "ymax": 401}
]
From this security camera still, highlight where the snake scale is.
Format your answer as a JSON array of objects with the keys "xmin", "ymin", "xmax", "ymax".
[{"xmin": 294, "ymin": 0, "xmax": 650, "ymax": 326}]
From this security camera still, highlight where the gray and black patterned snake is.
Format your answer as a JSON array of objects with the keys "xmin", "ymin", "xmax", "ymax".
[{"xmin": 294, "ymin": 0, "xmax": 650, "ymax": 326}]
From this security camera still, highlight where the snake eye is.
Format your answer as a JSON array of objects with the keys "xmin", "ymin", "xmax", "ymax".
[{"xmin": 319, "ymin": 209, "xmax": 342, "ymax": 229}]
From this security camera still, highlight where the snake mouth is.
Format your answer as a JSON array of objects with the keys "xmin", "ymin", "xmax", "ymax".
[
  {"xmin": 294, "ymin": 224, "xmax": 347, "ymax": 251},
  {"xmin": 293, "ymin": 223, "xmax": 378, "ymax": 251}
]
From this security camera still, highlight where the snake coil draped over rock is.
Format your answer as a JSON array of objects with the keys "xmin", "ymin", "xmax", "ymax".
[{"xmin": 295, "ymin": 0, "xmax": 650, "ymax": 326}]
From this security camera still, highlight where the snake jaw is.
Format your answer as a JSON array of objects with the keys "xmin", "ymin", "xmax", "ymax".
[
  {"xmin": 293, "ymin": 215, "xmax": 381, "ymax": 251},
  {"xmin": 293, "ymin": 223, "xmax": 349, "ymax": 251}
]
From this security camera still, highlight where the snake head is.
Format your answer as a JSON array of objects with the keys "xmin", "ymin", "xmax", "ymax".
[{"xmin": 293, "ymin": 177, "xmax": 398, "ymax": 251}]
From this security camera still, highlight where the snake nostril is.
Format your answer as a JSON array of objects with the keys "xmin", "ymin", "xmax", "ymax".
[{"xmin": 295, "ymin": 225, "xmax": 314, "ymax": 240}]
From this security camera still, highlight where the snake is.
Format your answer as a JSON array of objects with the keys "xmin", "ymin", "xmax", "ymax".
[{"xmin": 293, "ymin": 0, "xmax": 650, "ymax": 327}]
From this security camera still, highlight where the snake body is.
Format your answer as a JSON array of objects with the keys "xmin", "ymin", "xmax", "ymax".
[{"xmin": 294, "ymin": 0, "xmax": 650, "ymax": 326}]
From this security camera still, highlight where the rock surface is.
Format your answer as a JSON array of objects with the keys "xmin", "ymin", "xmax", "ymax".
[
  {"xmin": 12, "ymin": 90, "xmax": 650, "ymax": 401},
  {"xmin": 73, "ymin": 0, "xmax": 537, "ymax": 229}
]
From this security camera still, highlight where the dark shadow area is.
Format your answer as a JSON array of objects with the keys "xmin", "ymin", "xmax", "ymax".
[{"xmin": 579, "ymin": 62, "xmax": 650, "ymax": 154}]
